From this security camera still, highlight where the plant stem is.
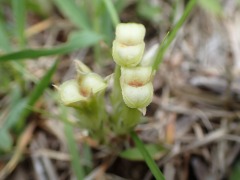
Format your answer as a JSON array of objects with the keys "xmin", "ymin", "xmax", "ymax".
[
  {"xmin": 112, "ymin": 65, "xmax": 121, "ymax": 102},
  {"xmin": 130, "ymin": 131, "xmax": 165, "ymax": 180},
  {"xmin": 102, "ymin": 0, "xmax": 120, "ymax": 27}
]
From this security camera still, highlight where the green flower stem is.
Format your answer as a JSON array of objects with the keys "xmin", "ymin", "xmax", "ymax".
[
  {"xmin": 111, "ymin": 65, "xmax": 142, "ymax": 134},
  {"xmin": 130, "ymin": 131, "xmax": 165, "ymax": 180},
  {"xmin": 75, "ymin": 93, "xmax": 108, "ymax": 143},
  {"xmin": 113, "ymin": 104, "xmax": 141, "ymax": 135},
  {"xmin": 111, "ymin": 65, "xmax": 121, "ymax": 103}
]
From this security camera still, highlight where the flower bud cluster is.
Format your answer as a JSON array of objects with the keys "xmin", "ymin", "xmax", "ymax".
[
  {"xmin": 112, "ymin": 23, "xmax": 154, "ymax": 110},
  {"xmin": 55, "ymin": 61, "xmax": 109, "ymax": 140},
  {"xmin": 57, "ymin": 61, "xmax": 107, "ymax": 107}
]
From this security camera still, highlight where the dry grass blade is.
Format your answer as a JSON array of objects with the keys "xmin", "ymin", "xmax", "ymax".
[
  {"xmin": 25, "ymin": 18, "xmax": 53, "ymax": 38},
  {"xmin": 85, "ymin": 157, "xmax": 114, "ymax": 180},
  {"xmin": 160, "ymin": 128, "xmax": 229, "ymax": 165},
  {"xmin": 33, "ymin": 149, "xmax": 70, "ymax": 161},
  {"xmin": 0, "ymin": 122, "xmax": 36, "ymax": 179},
  {"xmin": 1, "ymin": 0, "xmax": 240, "ymax": 179}
]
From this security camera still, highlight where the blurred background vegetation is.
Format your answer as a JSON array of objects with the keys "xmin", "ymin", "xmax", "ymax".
[{"xmin": 1, "ymin": 0, "xmax": 240, "ymax": 179}]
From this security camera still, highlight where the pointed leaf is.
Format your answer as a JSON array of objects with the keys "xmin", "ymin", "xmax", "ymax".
[
  {"xmin": 0, "ymin": 31, "xmax": 102, "ymax": 62},
  {"xmin": 0, "ymin": 129, "xmax": 13, "ymax": 152},
  {"xmin": 52, "ymin": 0, "xmax": 90, "ymax": 30},
  {"xmin": 120, "ymin": 144, "xmax": 166, "ymax": 161}
]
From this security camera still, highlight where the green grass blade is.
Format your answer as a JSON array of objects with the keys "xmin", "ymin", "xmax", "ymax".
[
  {"xmin": 3, "ymin": 99, "xmax": 28, "ymax": 130},
  {"xmin": 0, "ymin": 31, "xmax": 102, "ymax": 62},
  {"xmin": 102, "ymin": 0, "xmax": 120, "ymax": 27},
  {"xmin": 26, "ymin": 61, "xmax": 58, "ymax": 107},
  {"xmin": 0, "ymin": 129, "xmax": 13, "ymax": 152},
  {"xmin": 12, "ymin": 0, "xmax": 26, "ymax": 47},
  {"xmin": 52, "ymin": 0, "xmax": 90, "ymax": 30},
  {"xmin": 0, "ymin": 19, "xmax": 11, "ymax": 52},
  {"xmin": 101, "ymin": 9, "xmax": 114, "ymax": 44},
  {"xmin": 120, "ymin": 144, "xmax": 166, "ymax": 161},
  {"xmin": 82, "ymin": 143, "xmax": 93, "ymax": 173},
  {"xmin": 152, "ymin": 0, "xmax": 196, "ymax": 70},
  {"xmin": 64, "ymin": 122, "xmax": 85, "ymax": 179},
  {"xmin": 130, "ymin": 131, "xmax": 165, "ymax": 180},
  {"xmin": 115, "ymin": 0, "xmax": 128, "ymax": 13},
  {"xmin": 230, "ymin": 161, "xmax": 240, "ymax": 180},
  {"xmin": 198, "ymin": 0, "xmax": 223, "ymax": 16},
  {"xmin": 4, "ymin": 60, "xmax": 58, "ymax": 130}
]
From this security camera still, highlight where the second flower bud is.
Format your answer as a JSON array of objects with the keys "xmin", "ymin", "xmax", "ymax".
[{"xmin": 120, "ymin": 66, "xmax": 153, "ymax": 109}]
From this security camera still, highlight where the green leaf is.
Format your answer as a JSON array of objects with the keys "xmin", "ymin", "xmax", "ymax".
[
  {"xmin": 3, "ymin": 60, "xmax": 58, "ymax": 130},
  {"xmin": 102, "ymin": 0, "xmax": 120, "ymax": 27},
  {"xmin": 12, "ymin": 0, "xmax": 26, "ymax": 47},
  {"xmin": 26, "ymin": 62, "xmax": 58, "ymax": 107},
  {"xmin": 152, "ymin": 0, "xmax": 197, "ymax": 70},
  {"xmin": 0, "ymin": 31, "xmax": 102, "ymax": 62},
  {"xmin": 120, "ymin": 144, "xmax": 166, "ymax": 161},
  {"xmin": 114, "ymin": 0, "xmax": 128, "ymax": 13},
  {"xmin": 82, "ymin": 143, "xmax": 93, "ymax": 173},
  {"xmin": 198, "ymin": 0, "xmax": 223, "ymax": 15},
  {"xmin": 130, "ymin": 131, "xmax": 165, "ymax": 180},
  {"xmin": 0, "ymin": 19, "xmax": 11, "ymax": 52},
  {"xmin": 230, "ymin": 161, "xmax": 240, "ymax": 180},
  {"xmin": 0, "ymin": 129, "xmax": 13, "ymax": 152},
  {"xmin": 26, "ymin": 0, "xmax": 53, "ymax": 17},
  {"xmin": 63, "ymin": 107, "xmax": 85, "ymax": 179},
  {"xmin": 18, "ymin": 60, "xmax": 58, "ymax": 129},
  {"xmin": 52, "ymin": 0, "xmax": 90, "ymax": 30},
  {"xmin": 137, "ymin": 0, "xmax": 161, "ymax": 22},
  {"xmin": 4, "ymin": 99, "xmax": 28, "ymax": 130}
]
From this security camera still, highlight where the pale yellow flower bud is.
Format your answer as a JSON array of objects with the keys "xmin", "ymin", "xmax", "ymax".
[
  {"xmin": 121, "ymin": 66, "xmax": 153, "ymax": 86},
  {"xmin": 78, "ymin": 73, "xmax": 107, "ymax": 97},
  {"xmin": 112, "ymin": 40, "xmax": 145, "ymax": 67},
  {"xmin": 58, "ymin": 79, "xmax": 86, "ymax": 106},
  {"xmin": 57, "ymin": 69, "xmax": 106, "ymax": 106},
  {"xmin": 121, "ymin": 82, "xmax": 153, "ymax": 108},
  {"xmin": 116, "ymin": 23, "xmax": 146, "ymax": 45}
]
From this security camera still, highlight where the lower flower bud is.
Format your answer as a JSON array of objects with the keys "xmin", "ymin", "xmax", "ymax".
[{"xmin": 121, "ymin": 82, "xmax": 153, "ymax": 108}]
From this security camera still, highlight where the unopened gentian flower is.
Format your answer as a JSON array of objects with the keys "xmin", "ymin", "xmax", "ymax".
[
  {"xmin": 120, "ymin": 66, "xmax": 153, "ymax": 85},
  {"xmin": 121, "ymin": 82, "xmax": 153, "ymax": 109},
  {"xmin": 112, "ymin": 23, "xmax": 146, "ymax": 67},
  {"xmin": 112, "ymin": 23, "xmax": 154, "ymax": 111},
  {"xmin": 77, "ymin": 73, "xmax": 107, "ymax": 97},
  {"xmin": 56, "ymin": 61, "xmax": 107, "ymax": 107},
  {"xmin": 116, "ymin": 23, "xmax": 146, "ymax": 45},
  {"xmin": 57, "ymin": 79, "xmax": 86, "ymax": 106},
  {"xmin": 120, "ymin": 66, "xmax": 153, "ymax": 109}
]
